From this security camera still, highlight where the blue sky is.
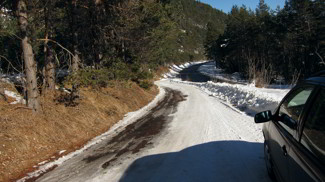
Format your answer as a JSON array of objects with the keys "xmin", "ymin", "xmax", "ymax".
[{"xmin": 199, "ymin": 0, "xmax": 286, "ymax": 13}]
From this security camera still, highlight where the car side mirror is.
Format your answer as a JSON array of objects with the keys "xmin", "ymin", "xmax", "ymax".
[
  {"xmin": 255, "ymin": 110, "xmax": 273, "ymax": 123},
  {"xmin": 280, "ymin": 114, "xmax": 297, "ymax": 129}
]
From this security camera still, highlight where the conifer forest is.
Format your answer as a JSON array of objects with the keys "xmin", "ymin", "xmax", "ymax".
[{"xmin": 0, "ymin": 0, "xmax": 324, "ymax": 111}]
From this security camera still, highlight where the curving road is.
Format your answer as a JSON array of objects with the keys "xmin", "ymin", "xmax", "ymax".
[{"xmin": 33, "ymin": 63, "xmax": 271, "ymax": 182}]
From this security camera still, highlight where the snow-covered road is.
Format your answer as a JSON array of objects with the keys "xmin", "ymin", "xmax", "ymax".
[
  {"xmin": 21, "ymin": 61, "xmax": 286, "ymax": 182},
  {"xmin": 117, "ymin": 80, "xmax": 270, "ymax": 182},
  {"xmin": 33, "ymin": 78, "xmax": 271, "ymax": 182}
]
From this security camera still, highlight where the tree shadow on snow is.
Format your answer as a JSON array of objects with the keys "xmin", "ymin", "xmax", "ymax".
[
  {"xmin": 119, "ymin": 141, "xmax": 272, "ymax": 182},
  {"xmin": 178, "ymin": 63, "xmax": 211, "ymax": 82}
]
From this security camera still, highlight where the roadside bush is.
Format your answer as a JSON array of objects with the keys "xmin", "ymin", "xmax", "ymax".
[
  {"xmin": 65, "ymin": 68, "xmax": 114, "ymax": 88},
  {"xmin": 65, "ymin": 62, "xmax": 154, "ymax": 89},
  {"xmin": 138, "ymin": 80, "xmax": 153, "ymax": 90},
  {"xmin": 55, "ymin": 85, "xmax": 80, "ymax": 107},
  {"xmin": 110, "ymin": 62, "xmax": 133, "ymax": 80}
]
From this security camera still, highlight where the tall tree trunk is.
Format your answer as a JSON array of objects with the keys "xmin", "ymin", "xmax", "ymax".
[
  {"xmin": 17, "ymin": 0, "xmax": 41, "ymax": 112},
  {"xmin": 70, "ymin": 0, "xmax": 80, "ymax": 72},
  {"xmin": 44, "ymin": 3, "xmax": 56, "ymax": 91},
  {"xmin": 89, "ymin": 0, "xmax": 102, "ymax": 69},
  {"xmin": 72, "ymin": 35, "xmax": 80, "ymax": 72}
]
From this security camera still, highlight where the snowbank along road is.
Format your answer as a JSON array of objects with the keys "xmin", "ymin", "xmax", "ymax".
[{"xmin": 31, "ymin": 62, "xmax": 271, "ymax": 182}]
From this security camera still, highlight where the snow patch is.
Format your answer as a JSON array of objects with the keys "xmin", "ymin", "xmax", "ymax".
[
  {"xmin": 198, "ymin": 61, "xmax": 292, "ymax": 90},
  {"xmin": 198, "ymin": 81, "xmax": 289, "ymax": 114},
  {"xmin": 163, "ymin": 61, "xmax": 288, "ymax": 114},
  {"xmin": 4, "ymin": 90, "xmax": 25, "ymax": 104},
  {"xmin": 38, "ymin": 160, "xmax": 48, "ymax": 166},
  {"xmin": 169, "ymin": 80, "xmax": 289, "ymax": 115},
  {"xmin": 58, "ymin": 150, "xmax": 66, "ymax": 155},
  {"xmin": 162, "ymin": 61, "xmax": 205, "ymax": 79}
]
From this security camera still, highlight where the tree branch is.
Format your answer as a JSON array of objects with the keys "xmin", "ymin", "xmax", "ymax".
[
  {"xmin": 37, "ymin": 38, "xmax": 74, "ymax": 57},
  {"xmin": 0, "ymin": 30, "xmax": 22, "ymax": 40},
  {"xmin": 0, "ymin": 55, "xmax": 22, "ymax": 73}
]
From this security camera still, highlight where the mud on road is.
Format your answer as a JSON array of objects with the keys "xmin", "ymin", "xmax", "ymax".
[
  {"xmin": 82, "ymin": 88, "xmax": 186, "ymax": 170},
  {"xmin": 31, "ymin": 88, "xmax": 186, "ymax": 182}
]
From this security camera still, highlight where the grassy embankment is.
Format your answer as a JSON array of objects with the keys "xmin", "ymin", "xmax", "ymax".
[{"xmin": 0, "ymin": 67, "xmax": 169, "ymax": 182}]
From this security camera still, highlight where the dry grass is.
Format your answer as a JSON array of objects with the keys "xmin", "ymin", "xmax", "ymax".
[{"xmin": 0, "ymin": 81, "xmax": 158, "ymax": 182}]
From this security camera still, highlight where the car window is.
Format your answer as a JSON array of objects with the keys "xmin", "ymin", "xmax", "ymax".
[
  {"xmin": 287, "ymin": 90, "xmax": 313, "ymax": 108},
  {"xmin": 278, "ymin": 87, "xmax": 314, "ymax": 135},
  {"xmin": 301, "ymin": 88, "xmax": 325, "ymax": 164}
]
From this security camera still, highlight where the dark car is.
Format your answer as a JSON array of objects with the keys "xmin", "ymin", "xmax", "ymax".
[{"xmin": 255, "ymin": 72, "xmax": 325, "ymax": 182}]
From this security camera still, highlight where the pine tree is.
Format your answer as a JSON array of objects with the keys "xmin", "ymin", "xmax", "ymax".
[{"xmin": 17, "ymin": 0, "xmax": 41, "ymax": 112}]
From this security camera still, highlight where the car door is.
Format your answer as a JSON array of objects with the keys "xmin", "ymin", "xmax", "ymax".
[
  {"xmin": 289, "ymin": 87, "xmax": 325, "ymax": 182},
  {"xmin": 269, "ymin": 86, "xmax": 314, "ymax": 182}
]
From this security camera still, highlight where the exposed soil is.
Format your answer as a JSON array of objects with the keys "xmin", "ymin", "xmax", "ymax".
[{"xmin": 0, "ymin": 81, "xmax": 158, "ymax": 182}]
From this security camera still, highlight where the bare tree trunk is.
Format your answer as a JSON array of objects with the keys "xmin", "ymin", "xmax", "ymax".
[
  {"xmin": 70, "ymin": 0, "xmax": 80, "ymax": 72},
  {"xmin": 17, "ymin": 0, "xmax": 41, "ymax": 112},
  {"xmin": 44, "ymin": 3, "xmax": 56, "ymax": 91},
  {"xmin": 92, "ymin": 0, "xmax": 104, "ymax": 69},
  {"xmin": 44, "ymin": 45, "xmax": 56, "ymax": 90},
  {"xmin": 72, "ymin": 44, "xmax": 80, "ymax": 72}
]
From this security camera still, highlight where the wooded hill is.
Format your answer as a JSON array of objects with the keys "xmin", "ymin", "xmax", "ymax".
[
  {"xmin": 178, "ymin": 0, "xmax": 226, "ymax": 60},
  {"xmin": 0, "ymin": 0, "xmax": 226, "ymax": 112},
  {"xmin": 205, "ymin": 0, "xmax": 324, "ymax": 86}
]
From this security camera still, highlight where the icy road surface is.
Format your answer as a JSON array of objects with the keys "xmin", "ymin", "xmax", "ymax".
[
  {"xmin": 118, "ymin": 80, "xmax": 270, "ymax": 182},
  {"xmin": 34, "ymin": 79, "xmax": 271, "ymax": 182}
]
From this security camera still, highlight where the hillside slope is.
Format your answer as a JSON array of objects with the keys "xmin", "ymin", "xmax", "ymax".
[{"xmin": 176, "ymin": 0, "xmax": 227, "ymax": 61}]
